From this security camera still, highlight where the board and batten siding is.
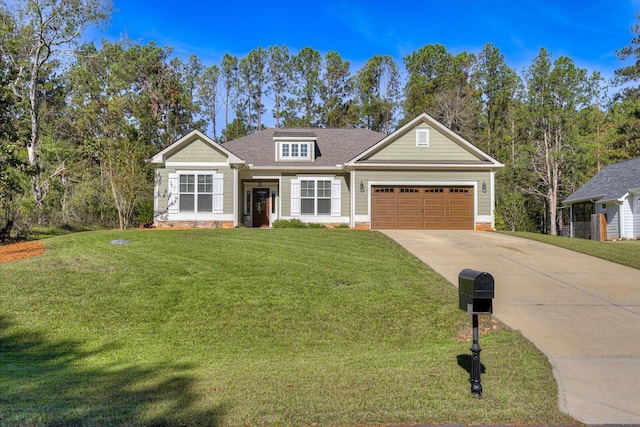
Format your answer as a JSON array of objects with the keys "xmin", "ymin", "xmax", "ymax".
[
  {"xmin": 155, "ymin": 166, "xmax": 235, "ymax": 215},
  {"xmin": 366, "ymin": 124, "xmax": 478, "ymax": 162},
  {"xmin": 353, "ymin": 170, "xmax": 493, "ymax": 216},
  {"xmin": 165, "ymin": 138, "xmax": 229, "ymax": 163}
]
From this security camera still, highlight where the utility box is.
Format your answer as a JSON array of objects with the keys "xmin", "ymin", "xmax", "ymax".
[{"xmin": 458, "ymin": 269, "xmax": 494, "ymax": 314}]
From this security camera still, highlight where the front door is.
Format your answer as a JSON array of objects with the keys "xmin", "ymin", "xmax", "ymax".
[{"xmin": 252, "ymin": 188, "xmax": 269, "ymax": 227}]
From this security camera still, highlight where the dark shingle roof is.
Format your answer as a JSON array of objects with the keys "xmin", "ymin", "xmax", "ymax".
[
  {"xmin": 564, "ymin": 157, "xmax": 640, "ymax": 204},
  {"xmin": 223, "ymin": 128, "xmax": 385, "ymax": 167}
]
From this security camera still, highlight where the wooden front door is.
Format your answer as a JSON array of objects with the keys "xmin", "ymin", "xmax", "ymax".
[{"xmin": 252, "ymin": 188, "xmax": 270, "ymax": 227}]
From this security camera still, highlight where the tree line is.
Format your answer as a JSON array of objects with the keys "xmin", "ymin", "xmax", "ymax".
[{"xmin": 1, "ymin": 0, "xmax": 640, "ymax": 239}]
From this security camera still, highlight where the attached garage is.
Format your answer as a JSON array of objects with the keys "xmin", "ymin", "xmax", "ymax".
[{"xmin": 371, "ymin": 186, "xmax": 474, "ymax": 229}]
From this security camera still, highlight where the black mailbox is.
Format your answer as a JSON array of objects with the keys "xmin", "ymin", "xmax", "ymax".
[{"xmin": 458, "ymin": 269, "xmax": 494, "ymax": 314}]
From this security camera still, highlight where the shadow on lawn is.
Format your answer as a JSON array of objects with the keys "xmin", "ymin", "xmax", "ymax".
[
  {"xmin": 0, "ymin": 315, "xmax": 227, "ymax": 426},
  {"xmin": 456, "ymin": 354, "xmax": 486, "ymax": 375}
]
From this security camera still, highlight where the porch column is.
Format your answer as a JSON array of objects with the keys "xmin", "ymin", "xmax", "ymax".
[{"xmin": 233, "ymin": 167, "xmax": 239, "ymax": 227}]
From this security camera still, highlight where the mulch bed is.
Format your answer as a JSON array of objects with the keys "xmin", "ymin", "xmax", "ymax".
[{"xmin": 0, "ymin": 241, "xmax": 46, "ymax": 263}]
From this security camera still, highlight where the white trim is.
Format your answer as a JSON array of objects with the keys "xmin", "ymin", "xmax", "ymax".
[
  {"xmin": 490, "ymin": 170, "xmax": 496, "ymax": 230},
  {"xmin": 162, "ymin": 213, "xmax": 235, "ymax": 221},
  {"xmin": 279, "ymin": 215, "xmax": 349, "ymax": 224},
  {"xmin": 272, "ymin": 136, "xmax": 317, "ymax": 141},
  {"xmin": 247, "ymin": 166, "xmax": 343, "ymax": 171},
  {"xmin": 233, "ymin": 168, "xmax": 239, "ymax": 227},
  {"xmin": 166, "ymin": 162, "xmax": 229, "ymax": 168},
  {"xmin": 350, "ymin": 170, "xmax": 356, "ymax": 228},
  {"xmin": 350, "ymin": 162, "xmax": 500, "ymax": 170},
  {"xmin": 153, "ymin": 170, "xmax": 160, "ymax": 224}
]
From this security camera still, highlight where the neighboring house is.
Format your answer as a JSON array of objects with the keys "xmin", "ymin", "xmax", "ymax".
[
  {"xmin": 150, "ymin": 113, "xmax": 503, "ymax": 230},
  {"xmin": 564, "ymin": 157, "xmax": 640, "ymax": 240}
]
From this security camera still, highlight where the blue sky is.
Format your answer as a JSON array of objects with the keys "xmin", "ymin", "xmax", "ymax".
[{"xmin": 95, "ymin": 0, "xmax": 640, "ymax": 82}]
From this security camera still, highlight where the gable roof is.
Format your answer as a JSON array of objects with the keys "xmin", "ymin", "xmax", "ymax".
[
  {"xmin": 149, "ymin": 130, "xmax": 244, "ymax": 165},
  {"xmin": 564, "ymin": 157, "xmax": 640, "ymax": 204},
  {"xmin": 347, "ymin": 113, "xmax": 503, "ymax": 168},
  {"xmin": 223, "ymin": 127, "xmax": 385, "ymax": 168}
]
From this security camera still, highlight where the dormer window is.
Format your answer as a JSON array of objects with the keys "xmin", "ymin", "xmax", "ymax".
[
  {"xmin": 280, "ymin": 142, "xmax": 310, "ymax": 159},
  {"xmin": 274, "ymin": 131, "xmax": 316, "ymax": 161}
]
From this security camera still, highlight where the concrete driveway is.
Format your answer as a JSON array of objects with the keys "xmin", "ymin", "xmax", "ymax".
[{"xmin": 381, "ymin": 230, "xmax": 640, "ymax": 425}]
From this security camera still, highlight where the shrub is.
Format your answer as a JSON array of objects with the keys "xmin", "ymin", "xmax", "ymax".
[{"xmin": 272, "ymin": 218, "xmax": 308, "ymax": 228}]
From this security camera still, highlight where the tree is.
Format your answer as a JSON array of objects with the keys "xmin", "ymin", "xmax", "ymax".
[
  {"xmin": 197, "ymin": 63, "xmax": 221, "ymax": 140},
  {"xmin": 614, "ymin": 12, "xmax": 640, "ymax": 98},
  {"xmin": 266, "ymin": 45, "xmax": 291, "ymax": 128},
  {"xmin": 403, "ymin": 44, "xmax": 479, "ymax": 137},
  {"xmin": 475, "ymin": 43, "xmax": 519, "ymax": 157},
  {"xmin": 221, "ymin": 54, "xmax": 238, "ymax": 142},
  {"xmin": 521, "ymin": 48, "xmax": 599, "ymax": 235},
  {"xmin": 286, "ymin": 47, "xmax": 322, "ymax": 127},
  {"xmin": 354, "ymin": 55, "xmax": 400, "ymax": 134},
  {"xmin": 238, "ymin": 47, "xmax": 267, "ymax": 132},
  {"xmin": 0, "ymin": 0, "xmax": 111, "ymax": 206},
  {"xmin": 318, "ymin": 51, "xmax": 355, "ymax": 128},
  {"xmin": 66, "ymin": 39, "xmax": 200, "ymax": 229}
]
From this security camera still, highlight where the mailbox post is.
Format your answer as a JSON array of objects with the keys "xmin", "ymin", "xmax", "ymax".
[{"xmin": 458, "ymin": 269, "xmax": 494, "ymax": 398}]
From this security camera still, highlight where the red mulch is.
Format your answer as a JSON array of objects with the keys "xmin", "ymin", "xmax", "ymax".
[{"xmin": 0, "ymin": 241, "xmax": 46, "ymax": 263}]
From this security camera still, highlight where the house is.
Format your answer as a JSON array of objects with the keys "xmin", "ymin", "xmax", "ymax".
[
  {"xmin": 150, "ymin": 113, "xmax": 503, "ymax": 230},
  {"xmin": 564, "ymin": 157, "xmax": 640, "ymax": 240}
]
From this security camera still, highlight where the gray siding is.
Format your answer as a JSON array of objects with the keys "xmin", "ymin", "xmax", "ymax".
[
  {"xmin": 354, "ymin": 170, "xmax": 493, "ymax": 216},
  {"xmin": 367, "ymin": 124, "xmax": 478, "ymax": 162}
]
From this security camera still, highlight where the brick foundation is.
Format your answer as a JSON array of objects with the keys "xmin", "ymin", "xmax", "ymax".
[
  {"xmin": 475, "ymin": 223, "xmax": 493, "ymax": 231},
  {"xmin": 155, "ymin": 221, "xmax": 235, "ymax": 229}
]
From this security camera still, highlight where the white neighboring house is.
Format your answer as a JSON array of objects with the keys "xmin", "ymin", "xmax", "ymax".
[{"xmin": 564, "ymin": 157, "xmax": 640, "ymax": 240}]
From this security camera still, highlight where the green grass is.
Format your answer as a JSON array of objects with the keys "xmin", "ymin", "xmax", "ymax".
[
  {"xmin": 504, "ymin": 231, "xmax": 640, "ymax": 270},
  {"xmin": 0, "ymin": 229, "xmax": 577, "ymax": 426}
]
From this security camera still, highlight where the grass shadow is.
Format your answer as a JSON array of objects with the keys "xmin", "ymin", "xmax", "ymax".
[
  {"xmin": 456, "ymin": 354, "xmax": 486, "ymax": 375},
  {"xmin": 0, "ymin": 315, "xmax": 227, "ymax": 426}
]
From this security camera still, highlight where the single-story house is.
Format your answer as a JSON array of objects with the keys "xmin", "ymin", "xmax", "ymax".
[
  {"xmin": 150, "ymin": 113, "xmax": 503, "ymax": 230},
  {"xmin": 563, "ymin": 157, "xmax": 640, "ymax": 240}
]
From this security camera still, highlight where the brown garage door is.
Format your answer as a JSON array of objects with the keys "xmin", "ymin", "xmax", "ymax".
[{"xmin": 371, "ymin": 186, "xmax": 473, "ymax": 230}]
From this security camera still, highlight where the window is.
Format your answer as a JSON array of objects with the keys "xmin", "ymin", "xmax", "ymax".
[
  {"xmin": 168, "ymin": 171, "xmax": 223, "ymax": 214},
  {"xmin": 300, "ymin": 180, "xmax": 331, "ymax": 215},
  {"xmin": 416, "ymin": 128, "xmax": 430, "ymax": 146},
  {"xmin": 291, "ymin": 178, "xmax": 340, "ymax": 217},
  {"xmin": 179, "ymin": 174, "xmax": 213, "ymax": 212},
  {"xmin": 279, "ymin": 142, "xmax": 311, "ymax": 160}
]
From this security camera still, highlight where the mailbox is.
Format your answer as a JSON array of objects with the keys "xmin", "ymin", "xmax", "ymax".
[{"xmin": 458, "ymin": 268, "xmax": 494, "ymax": 314}]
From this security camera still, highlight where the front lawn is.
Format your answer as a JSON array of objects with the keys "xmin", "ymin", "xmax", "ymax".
[
  {"xmin": 0, "ymin": 229, "xmax": 577, "ymax": 426},
  {"xmin": 505, "ymin": 231, "xmax": 640, "ymax": 270}
]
